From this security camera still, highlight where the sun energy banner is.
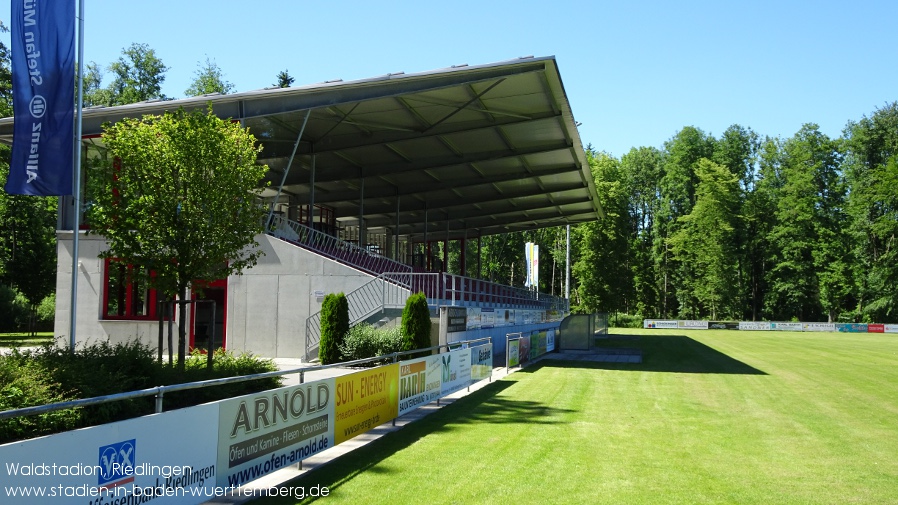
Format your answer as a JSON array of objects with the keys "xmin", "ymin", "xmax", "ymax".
[{"xmin": 8, "ymin": 0, "xmax": 75, "ymax": 195}]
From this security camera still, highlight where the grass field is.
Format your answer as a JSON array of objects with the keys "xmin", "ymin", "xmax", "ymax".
[
  {"xmin": 256, "ymin": 328, "xmax": 898, "ymax": 504},
  {"xmin": 0, "ymin": 332, "xmax": 53, "ymax": 348}
]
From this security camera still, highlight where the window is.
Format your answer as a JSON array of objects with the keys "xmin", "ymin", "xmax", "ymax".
[{"xmin": 102, "ymin": 259, "xmax": 164, "ymax": 320}]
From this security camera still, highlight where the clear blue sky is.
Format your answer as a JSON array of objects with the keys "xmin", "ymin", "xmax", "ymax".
[{"xmin": 2, "ymin": 0, "xmax": 896, "ymax": 158}]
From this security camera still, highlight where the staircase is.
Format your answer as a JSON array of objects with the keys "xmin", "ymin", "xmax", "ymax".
[{"xmin": 303, "ymin": 272, "xmax": 439, "ymax": 361}]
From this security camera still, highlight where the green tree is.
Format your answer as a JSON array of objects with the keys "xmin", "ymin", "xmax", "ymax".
[
  {"xmin": 86, "ymin": 107, "xmax": 268, "ymax": 367},
  {"xmin": 572, "ymin": 150, "xmax": 630, "ymax": 314},
  {"xmin": 844, "ymin": 102, "xmax": 898, "ymax": 322},
  {"xmin": 621, "ymin": 146, "xmax": 662, "ymax": 317},
  {"xmin": 765, "ymin": 125, "xmax": 843, "ymax": 321},
  {"xmin": 185, "ymin": 57, "xmax": 235, "ymax": 97},
  {"xmin": 400, "ymin": 292, "xmax": 431, "ymax": 355},
  {"xmin": 655, "ymin": 127, "xmax": 715, "ymax": 317},
  {"xmin": 274, "ymin": 70, "xmax": 294, "ymax": 88},
  {"xmin": 668, "ymin": 159, "xmax": 740, "ymax": 319},
  {"xmin": 81, "ymin": 62, "xmax": 112, "ymax": 107},
  {"xmin": 106, "ymin": 43, "xmax": 168, "ymax": 105},
  {"xmin": 319, "ymin": 292, "xmax": 348, "ymax": 364}
]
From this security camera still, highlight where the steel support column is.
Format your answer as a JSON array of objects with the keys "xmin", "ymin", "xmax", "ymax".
[{"xmin": 267, "ymin": 109, "xmax": 311, "ymax": 228}]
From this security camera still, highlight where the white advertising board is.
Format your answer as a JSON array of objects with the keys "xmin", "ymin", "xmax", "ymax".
[
  {"xmin": 470, "ymin": 344, "xmax": 493, "ymax": 382},
  {"xmin": 771, "ymin": 322, "xmax": 802, "ymax": 331},
  {"xmin": 546, "ymin": 329, "xmax": 556, "ymax": 352},
  {"xmin": 440, "ymin": 348, "xmax": 472, "ymax": 397},
  {"xmin": 0, "ymin": 404, "xmax": 218, "ymax": 504},
  {"xmin": 885, "ymin": 324, "xmax": 898, "ymax": 334},
  {"xmin": 217, "ymin": 379, "xmax": 335, "ymax": 488},
  {"xmin": 643, "ymin": 320, "xmax": 678, "ymax": 329},
  {"xmin": 397, "ymin": 356, "xmax": 442, "ymax": 416},
  {"xmin": 802, "ymin": 323, "xmax": 836, "ymax": 332},
  {"xmin": 739, "ymin": 321, "xmax": 772, "ymax": 331},
  {"xmin": 678, "ymin": 320, "xmax": 709, "ymax": 329}
]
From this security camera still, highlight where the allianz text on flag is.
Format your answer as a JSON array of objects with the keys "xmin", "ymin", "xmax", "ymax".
[{"xmin": 7, "ymin": 0, "xmax": 75, "ymax": 196}]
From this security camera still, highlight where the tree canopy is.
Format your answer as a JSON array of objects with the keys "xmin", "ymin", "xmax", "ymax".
[
  {"xmin": 86, "ymin": 107, "xmax": 269, "ymax": 365},
  {"xmin": 185, "ymin": 57, "xmax": 235, "ymax": 97}
]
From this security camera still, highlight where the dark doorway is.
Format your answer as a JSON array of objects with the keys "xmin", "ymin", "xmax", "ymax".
[{"xmin": 190, "ymin": 279, "xmax": 227, "ymax": 352}]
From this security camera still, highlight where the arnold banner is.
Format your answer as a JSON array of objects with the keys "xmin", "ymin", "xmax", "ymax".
[{"xmin": 8, "ymin": 0, "xmax": 74, "ymax": 195}]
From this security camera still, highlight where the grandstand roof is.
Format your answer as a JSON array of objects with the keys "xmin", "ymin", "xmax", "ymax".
[{"xmin": 0, "ymin": 56, "xmax": 602, "ymax": 240}]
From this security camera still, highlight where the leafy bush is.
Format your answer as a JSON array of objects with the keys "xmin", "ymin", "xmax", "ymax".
[
  {"xmin": 611, "ymin": 313, "xmax": 644, "ymax": 328},
  {"xmin": 401, "ymin": 292, "xmax": 432, "ymax": 356},
  {"xmin": 36, "ymin": 293, "xmax": 56, "ymax": 327},
  {"xmin": 0, "ymin": 340, "xmax": 282, "ymax": 444},
  {"xmin": 0, "ymin": 284, "xmax": 29, "ymax": 332},
  {"xmin": 319, "ymin": 292, "xmax": 349, "ymax": 364},
  {"xmin": 339, "ymin": 323, "xmax": 403, "ymax": 365},
  {"xmin": 0, "ymin": 350, "xmax": 80, "ymax": 442}
]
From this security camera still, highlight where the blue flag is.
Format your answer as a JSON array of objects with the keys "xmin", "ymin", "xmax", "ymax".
[{"xmin": 6, "ymin": 0, "xmax": 75, "ymax": 196}]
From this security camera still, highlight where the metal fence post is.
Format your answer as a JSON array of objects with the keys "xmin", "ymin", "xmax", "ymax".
[{"xmin": 155, "ymin": 388, "xmax": 164, "ymax": 413}]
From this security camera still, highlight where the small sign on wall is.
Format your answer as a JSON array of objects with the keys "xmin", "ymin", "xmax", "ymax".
[{"xmin": 313, "ymin": 290, "xmax": 325, "ymax": 303}]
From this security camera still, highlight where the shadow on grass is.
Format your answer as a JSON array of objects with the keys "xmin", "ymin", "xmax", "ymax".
[
  {"xmin": 255, "ymin": 379, "xmax": 574, "ymax": 503},
  {"xmin": 545, "ymin": 334, "xmax": 766, "ymax": 375}
]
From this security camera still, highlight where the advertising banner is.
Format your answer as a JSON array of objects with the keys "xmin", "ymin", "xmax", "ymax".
[
  {"xmin": 708, "ymin": 322, "xmax": 740, "ymax": 330},
  {"xmin": 678, "ymin": 320, "xmax": 709, "ymax": 329},
  {"xmin": 771, "ymin": 322, "xmax": 802, "ymax": 332},
  {"xmin": 803, "ymin": 323, "xmax": 836, "ymax": 332},
  {"xmin": 885, "ymin": 324, "xmax": 898, "ymax": 334},
  {"xmin": 518, "ymin": 335, "xmax": 531, "ymax": 364},
  {"xmin": 534, "ymin": 331, "xmax": 547, "ymax": 357},
  {"xmin": 498, "ymin": 309, "xmax": 514, "ymax": 327},
  {"xmin": 444, "ymin": 307, "xmax": 467, "ymax": 333},
  {"xmin": 440, "ymin": 348, "xmax": 472, "ymax": 397},
  {"xmin": 836, "ymin": 323, "xmax": 868, "ymax": 333},
  {"xmin": 546, "ymin": 329, "xmax": 556, "ymax": 352},
  {"xmin": 334, "ymin": 364, "xmax": 399, "ymax": 445},
  {"xmin": 466, "ymin": 307, "xmax": 482, "ymax": 330},
  {"xmin": 867, "ymin": 324, "xmax": 885, "ymax": 333},
  {"xmin": 482, "ymin": 308, "xmax": 495, "ymax": 328},
  {"xmin": 0, "ymin": 404, "xmax": 218, "ymax": 504},
  {"xmin": 470, "ymin": 344, "xmax": 492, "ymax": 381},
  {"xmin": 397, "ymin": 356, "xmax": 442, "ymax": 416},
  {"xmin": 8, "ymin": 0, "xmax": 75, "ymax": 195},
  {"xmin": 644, "ymin": 320, "xmax": 678, "ymax": 329},
  {"xmin": 217, "ymin": 379, "xmax": 334, "ymax": 487},
  {"xmin": 739, "ymin": 321, "xmax": 772, "ymax": 331},
  {"xmin": 507, "ymin": 339, "xmax": 520, "ymax": 368}
]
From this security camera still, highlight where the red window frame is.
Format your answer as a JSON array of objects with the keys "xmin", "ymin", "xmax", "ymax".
[{"xmin": 102, "ymin": 258, "xmax": 165, "ymax": 320}]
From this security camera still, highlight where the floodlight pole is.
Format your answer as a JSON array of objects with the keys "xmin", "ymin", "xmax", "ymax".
[{"xmin": 565, "ymin": 225, "xmax": 570, "ymax": 302}]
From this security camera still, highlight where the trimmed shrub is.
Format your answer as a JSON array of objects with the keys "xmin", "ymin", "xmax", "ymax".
[
  {"xmin": 401, "ymin": 292, "xmax": 431, "ymax": 355},
  {"xmin": 319, "ymin": 292, "xmax": 349, "ymax": 364},
  {"xmin": 339, "ymin": 323, "xmax": 403, "ymax": 365}
]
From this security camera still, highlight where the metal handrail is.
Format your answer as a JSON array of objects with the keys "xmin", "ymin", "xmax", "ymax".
[
  {"xmin": 304, "ymin": 272, "xmax": 439, "ymax": 361},
  {"xmin": 268, "ymin": 215, "xmax": 412, "ymax": 277},
  {"xmin": 0, "ymin": 338, "xmax": 493, "ymax": 423}
]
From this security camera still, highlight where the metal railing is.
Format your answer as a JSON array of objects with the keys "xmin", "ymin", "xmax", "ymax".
[
  {"xmin": 304, "ymin": 272, "xmax": 440, "ymax": 361},
  {"xmin": 268, "ymin": 215, "xmax": 412, "ymax": 277},
  {"xmin": 441, "ymin": 273, "xmax": 569, "ymax": 312},
  {"xmin": 0, "ymin": 338, "xmax": 492, "ymax": 424}
]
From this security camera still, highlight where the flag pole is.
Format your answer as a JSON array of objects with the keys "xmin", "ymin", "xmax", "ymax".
[{"xmin": 69, "ymin": 0, "xmax": 85, "ymax": 352}]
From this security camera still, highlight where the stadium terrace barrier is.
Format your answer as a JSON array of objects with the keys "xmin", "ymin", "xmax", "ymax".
[
  {"xmin": 643, "ymin": 320, "xmax": 898, "ymax": 333},
  {"xmin": 0, "ymin": 339, "xmax": 505, "ymax": 504}
]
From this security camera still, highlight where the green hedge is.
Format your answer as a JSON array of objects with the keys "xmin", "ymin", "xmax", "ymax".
[
  {"xmin": 339, "ymin": 323, "xmax": 403, "ymax": 365},
  {"xmin": 401, "ymin": 292, "xmax": 431, "ymax": 356},
  {"xmin": 319, "ymin": 292, "xmax": 349, "ymax": 364},
  {"xmin": 0, "ymin": 341, "xmax": 281, "ymax": 444}
]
